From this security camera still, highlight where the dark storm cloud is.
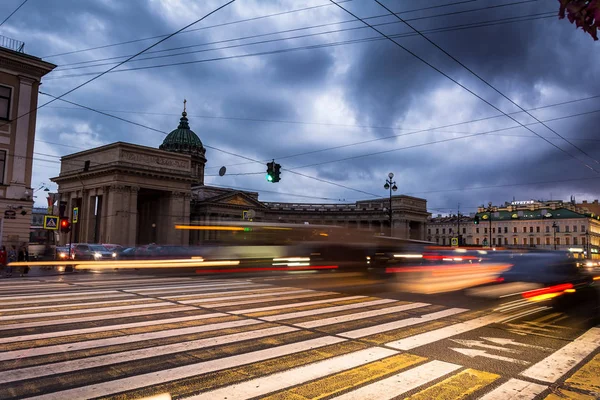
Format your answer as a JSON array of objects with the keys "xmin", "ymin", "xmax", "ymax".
[{"xmin": 3, "ymin": 0, "xmax": 599, "ymax": 209}]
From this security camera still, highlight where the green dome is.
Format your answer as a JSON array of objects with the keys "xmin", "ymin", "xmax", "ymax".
[{"xmin": 160, "ymin": 111, "xmax": 205, "ymax": 157}]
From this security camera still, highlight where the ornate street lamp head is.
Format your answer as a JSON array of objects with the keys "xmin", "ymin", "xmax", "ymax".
[
  {"xmin": 392, "ymin": 184, "xmax": 398, "ymax": 192},
  {"xmin": 384, "ymin": 183, "xmax": 390, "ymax": 190},
  {"xmin": 388, "ymin": 172, "xmax": 394, "ymax": 179}
]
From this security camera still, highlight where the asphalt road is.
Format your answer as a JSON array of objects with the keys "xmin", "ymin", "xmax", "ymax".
[{"xmin": 0, "ymin": 269, "xmax": 599, "ymax": 399}]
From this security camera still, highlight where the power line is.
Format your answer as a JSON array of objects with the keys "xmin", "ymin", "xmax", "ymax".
[
  {"xmin": 41, "ymin": 0, "xmax": 480, "ymax": 59},
  {"xmin": 37, "ymin": 92, "xmax": 379, "ymax": 199},
  {"xmin": 287, "ymin": 107, "xmax": 600, "ymax": 170},
  {"xmin": 0, "ymin": 0, "xmax": 28, "ymax": 27},
  {"xmin": 1, "ymin": 0, "xmax": 237, "ymax": 134},
  {"xmin": 51, "ymin": 1, "xmax": 535, "ymax": 71},
  {"xmin": 204, "ymin": 93, "xmax": 600, "ymax": 170},
  {"xmin": 373, "ymin": 0, "xmax": 600, "ymax": 167},
  {"xmin": 329, "ymin": 0, "xmax": 599, "ymax": 174},
  {"xmin": 43, "ymin": 11, "xmax": 556, "ymax": 80}
]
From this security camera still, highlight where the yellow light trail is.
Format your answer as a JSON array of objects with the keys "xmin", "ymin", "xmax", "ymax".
[{"xmin": 175, "ymin": 225, "xmax": 245, "ymax": 231}]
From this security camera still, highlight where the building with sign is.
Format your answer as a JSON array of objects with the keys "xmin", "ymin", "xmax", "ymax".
[
  {"xmin": 0, "ymin": 36, "xmax": 55, "ymax": 247},
  {"xmin": 52, "ymin": 107, "xmax": 429, "ymax": 246},
  {"xmin": 428, "ymin": 199, "xmax": 600, "ymax": 258}
]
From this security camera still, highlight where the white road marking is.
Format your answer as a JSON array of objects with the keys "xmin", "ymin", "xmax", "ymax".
[
  {"xmin": 160, "ymin": 286, "xmax": 298, "ymax": 300},
  {"xmin": 329, "ymin": 360, "xmax": 462, "ymax": 400},
  {"xmin": 340, "ymin": 308, "xmax": 468, "ymax": 339},
  {"xmin": 26, "ymin": 336, "xmax": 345, "ymax": 400},
  {"xmin": 0, "ymin": 293, "xmax": 137, "ymax": 306},
  {"xmin": 0, "ymin": 325, "xmax": 298, "ymax": 384},
  {"xmin": 229, "ymin": 295, "xmax": 366, "ymax": 314},
  {"xmin": 482, "ymin": 337, "xmax": 554, "ymax": 352},
  {"xmin": 450, "ymin": 348, "xmax": 530, "ymax": 365},
  {"xmin": 0, "ymin": 302, "xmax": 173, "ymax": 321},
  {"xmin": 296, "ymin": 302, "xmax": 430, "ymax": 329},
  {"xmin": 126, "ymin": 284, "xmax": 271, "ymax": 295},
  {"xmin": 0, "ymin": 297, "xmax": 152, "ymax": 313},
  {"xmin": 261, "ymin": 299, "xmax": 397, "ymax": 321},
  {"xmin": 176, "ymin": 289, "xmax": 315, "ymax": 304},
  {"xmin": 478, "ymin": 378, "xmax": 547, "ymax": 400},
  {"xmin": 203, "ymin": 292, "xmax": 337, "ymax": 308},
  {"xmin": 520, "ymin": 327, "xmax": 600, "ymax": 383},
  {"xmin": 0, "ymin": 319, "xmax": 262, "ymax": 361},
  {"xmin": 0, "ymin": 313, "xmax": 226, "ymax": 344},
  {"xmin": 449, "ymin": 339, "xmax": 520, "ymax": 354},
  {"xmin": 0, "ymin": 290, "xmax": 118, "ymax": 300},
  {"xmin": 386, "ymin": 314, "xmax": 502, "ymax": 350},
  {"xmin": 0, "ymin": 306, "xmax": 198, "ymax": 331},
  {"xmin": 124, "ymin": 282, "xmax": 252, "ymax": 292},
  {"xmin": 186, "ymin": 347, "xmax": 398, "ymax": 400}
]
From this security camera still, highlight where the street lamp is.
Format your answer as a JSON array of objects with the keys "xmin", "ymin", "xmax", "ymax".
[
  {"xmin": 552, "ymin": 222, "xmax": 558, "ymax": 250},
  {"xmin": 384, "ymin": 172, "xmax": 398, "ymax": 236}
]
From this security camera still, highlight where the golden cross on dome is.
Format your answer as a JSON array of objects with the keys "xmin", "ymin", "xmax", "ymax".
[{"xmin": 183, "ymin": 99, "xmax": 187, "ymax": 113}]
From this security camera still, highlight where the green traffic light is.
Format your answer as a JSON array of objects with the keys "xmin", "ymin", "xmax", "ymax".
[{"xmin": 266, "ymin": 174, "xmax": 273, "ymax": 182}]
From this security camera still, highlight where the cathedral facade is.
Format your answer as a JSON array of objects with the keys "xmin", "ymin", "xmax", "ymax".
[{"xmin": 52, "ymin": 109, "xmax": 429, "ymax": 246}]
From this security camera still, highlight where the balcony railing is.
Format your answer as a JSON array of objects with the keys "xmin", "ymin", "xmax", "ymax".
[{"xmin": 0, "ymin": 35, "xmax": 24, "ymax": 52}]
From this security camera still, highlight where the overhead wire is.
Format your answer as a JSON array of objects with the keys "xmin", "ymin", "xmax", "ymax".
[
  {"xmin": 51, "ymin": 0, "xmax": 536, "ymax": 71},
  {"xmin": 41, "ymin": 0, "xmax": 356, "ymax": 59},
  {"xmin": 44, "ymin": 11, "xmax": 557, "ymax": 80},
  {"xmin": 373, "ymin": 0, "xmax": 600, "ymax": 167},
  {"xmin": 37, "ymin": 92, "xmax": 380, "ymax": 199},
  {"xmin": 0, "ymin": 0, "xmax": 28, "ymax": 27},
  {"xmin": 0, "ymin": 0, "xmax": 237, "ymax": 131},
  {"xmin": 329, "ymin": 0, "xmax": 600, "ymax": 174}
]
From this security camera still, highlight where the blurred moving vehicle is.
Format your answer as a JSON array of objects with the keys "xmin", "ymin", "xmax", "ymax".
[
  {"xmin": 70, "ymin": 244, "xmax": 116, "ymax": 260},
  {"xmin": 29, "ymin": 226, "xmax": 58, "ymax": 261},
  {"xmin": 466, "ymin": 250, "xmax": 599, "ymax": 324},
  {"xmin": 102, "ymin": 244, "xmax": 124, "ymax": 254}
]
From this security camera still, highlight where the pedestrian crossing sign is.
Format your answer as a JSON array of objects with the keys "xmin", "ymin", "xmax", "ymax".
[
  {"xmin": 43, "ymin": 215, "xmax": 59, "ymax": 230},
  {"xmin": 451, "ymin": 237, "xmax": 458, "ymax": 247}
]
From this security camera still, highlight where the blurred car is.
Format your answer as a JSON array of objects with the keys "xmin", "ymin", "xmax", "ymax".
[
  {"xmin": 102, "ymin": 244, "xmax": 124, "ymax": 253},
  {"xmin": 71, "ymin": 244, "xmax": 117, "ymax": 260},
  {"xmin": 466, "ymin": 251, "xmax": 599, "ymax": 323},
  {"xmin": 56, "ymin": 246, "xmax": 70, "ymax": 260}
]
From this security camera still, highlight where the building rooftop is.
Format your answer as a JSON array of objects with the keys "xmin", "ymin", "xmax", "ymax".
[{"xmin": 159, "ymin": 104, "xmax": 205, "ymax": 158}]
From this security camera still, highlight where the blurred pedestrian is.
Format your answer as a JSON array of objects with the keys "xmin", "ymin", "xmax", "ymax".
[
  {"xmin": 0, "ymin": 246, "xmax": 6, "ymax": 277},
  {"xmin": 7, "ymin": 245, "xmax": 16, "ymax": 277},
  {"xmin": 17, "ymin": 244, "xmax": 29, "ymax": 277}
]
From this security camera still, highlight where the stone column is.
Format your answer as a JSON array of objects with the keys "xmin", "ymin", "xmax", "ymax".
[{"xmin": 127, "ymin": 186, "xmax": 139, "ymax": 246}]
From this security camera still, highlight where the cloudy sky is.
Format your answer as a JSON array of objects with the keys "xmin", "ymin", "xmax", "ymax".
[{"xmin": 2, "ymin": 0, "xmax": 599, "ymax": 215}]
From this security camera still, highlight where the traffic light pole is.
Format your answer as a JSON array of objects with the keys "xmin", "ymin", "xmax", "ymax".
[{"xmin": 68, "ymin": 223, "xmax": 73, "ymax": 259}]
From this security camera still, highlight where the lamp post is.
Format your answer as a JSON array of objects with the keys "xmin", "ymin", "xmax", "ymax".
[
  {"xmin": 586, "ymin": 228, "xmax": 591, "ymax": 258},
  {"xmin": 552, "ymin": 222, "xmax": 558, "ymax": 250},
  {"xmin": 384, "ymin": 172, "xmax": 398, "ymax": 236}
]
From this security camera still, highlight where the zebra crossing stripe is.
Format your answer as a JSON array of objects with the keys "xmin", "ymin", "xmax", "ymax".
[
  {"xmin": 124, "ymin": 282, "xmax": 252, "ymax": 292},
  {"xmin": 200, "ymin": 292, "xmax": 337, "ymax": 308},
  {"xmin": 0, "ymin": 313, "xmax": 227, "ymax": 344},
  {"xmin": 1, "ymin": 297, "xmax": 153, "ymax": 313},
  {"xmin": 295, "ymin": 302, "xmax": 430, "ymax": 329},
  {"xmin": 386, "ymin": 314, "xmax": 502, "ymax": 350},
  {"xmin": 339, "ymin": 308, "xmax": 467, "ymax": 339},
  {"xmin": 0, "ymin": 301, "xmax": 174, "ymax": 321},
  {"xmin": 0, "ymin": 318, "xmax": 262, "ymax": 362},
  {"xmin": 184, "ymin": 347, "xmax": 399, "ymax": 400},
  {"xmin": 0, "ymin": 290, "xmax": 119, "ymax": 300},
  {"xmin": 160, "ymin": 286, "xmax": 299, "ymax": 300},
  {"xmin": 176, "ymin": 289, "xmax": 316, "ymax": 304},
  {"xmin": 126, "ymin": 283, "xmax": 272, "ymax": 295},
  {"xmin": 520, "ymin": 327, "xmax": 600, "ymax": 383},
  {"xmin": 328, "ymin": 360, "xmax": 461, "ymax": 400},
  {"xmin": 0, "ymin": 325, "xmax": 298, "ymax": 384},
  {"xmin": 478, "ymin": 379, "xmax": 547, "ymax": 400},
  {"xmin": 260, "ymin": 299, "xmax": 397, "ymax": 321},
  {"xmin": 25, "ymin": 336, "xmax": 346, "ymax": 400},
  {"xmin": 230, "ymin": 296, "xmax": 367, "ymax": 314},
  {"xmin": 0, "ymin": 293, "xmax": 137, "ymax": 305},
  {"xmin": 0, "ymin": 306, "xmax": 198, "ymax": 331}
]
